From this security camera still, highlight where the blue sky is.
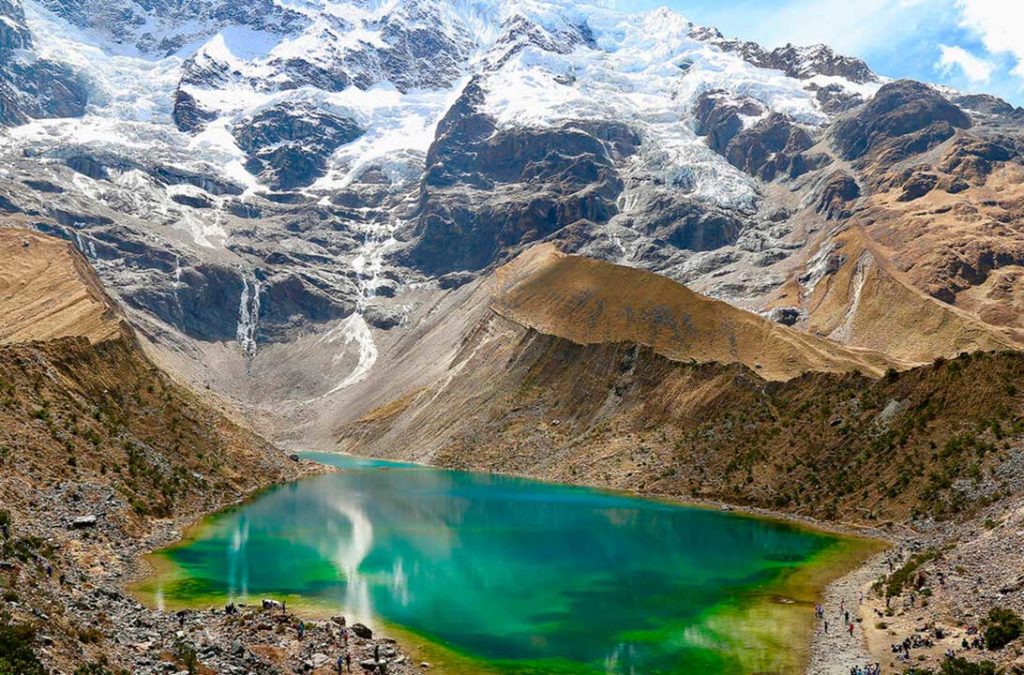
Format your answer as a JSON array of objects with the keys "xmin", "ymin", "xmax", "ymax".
[{"xmin": 614, "ymin": 0, "xmax": 1024, "ymax": 106}]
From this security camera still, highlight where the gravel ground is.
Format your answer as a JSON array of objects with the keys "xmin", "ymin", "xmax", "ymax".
[{"xmin": 807, "ymin": 551, "xmax": 890, "ymax": 675}]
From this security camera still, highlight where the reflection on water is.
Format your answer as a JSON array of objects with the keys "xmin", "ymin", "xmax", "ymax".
[{"xmin": 150, "ymin": 454, "xmax": 840, "ymax": 674}]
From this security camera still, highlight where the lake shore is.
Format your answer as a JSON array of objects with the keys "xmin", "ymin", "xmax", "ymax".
[
  {"xmin": 301, "ymin": 452, "xmax": 909, "ymax": 674},
  {"xmin": 133, "ymin": 451, "xmax": 891, "ymax": 675},
  {"xmin": 140, "ymin": 449, "xmax": 1024, "ymax": 674}
]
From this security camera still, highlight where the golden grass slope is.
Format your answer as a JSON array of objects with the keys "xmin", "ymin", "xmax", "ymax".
[
  {"xmin": 489, "ymin": 243, "xmax": 893, "ymax": 381},
  {"xmin": 779, "ymin": 228, "xmax": 1018, "ymax": 365},
  {"xmin": 0, "ymin": 228, "xmax": 123, "ymax": 344}
]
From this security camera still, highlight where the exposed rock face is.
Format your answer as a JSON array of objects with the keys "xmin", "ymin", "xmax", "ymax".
[
  {"xmin": 690, "ymin": 27, "xmax": 877, "ymax": 84},
  {"xmin": 938, "ymin": 135, "xmax": 1020, "ymax": 183},
  {"xmin": 831, "ymin": 80, "xmax": 972, "ymax": 163},
  {"xmin": 0, "ymin": 0, "xmax": 31, "ymax": 50},
  {"xmin": 37, "ymin": 0, "xmax": 304, "ymax": 55},
  {"xmin": 952, "ymin": 93, "xmax": 1024, "ymax": 120},
  {"xmin": 694, "ymin": 92, "xmax": 823, "ymax": 181},
  {"xmin": 343, "ymin": 0, "xmax": 473, "ymax": 92},
  {"xmin": 408, "ymin": 79, "xmax": 639, "ymax": 274},
  {"xmin": 762, "ymin": 43, "xmax": 876, "ymax": 83},
  {"xmin": 724, "ymin": 113, "xmax": 816, "ymax": 180},
  {"xmin": 815, "ymin": 171, "xmax": 861, "ymax": 220},
  {"xmin": 172, "ymin": 89, "xmax": 217, "ymax": 133},
  {"xmin": 895, "ymin": 171, "xmax": 939, "ymax": 202},
  {"xmin": 810, "ymin": 84, "xmax": 864, "ymax": 114},
  {"xmin": 0, "ymin": 0, "xmax": 88, "ymax": 126},
  {"xmin": 693, "ymin": 90, "xmax": 765, "ymax": 154},
  {"xmin": 233, "ymin": 103, "xmax": 364, "ymax": 190}
]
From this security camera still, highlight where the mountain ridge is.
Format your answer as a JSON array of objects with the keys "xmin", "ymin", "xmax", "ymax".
[{"xmin": 0, "ymin": 0, "xmax": 1021, "ymax": 476}]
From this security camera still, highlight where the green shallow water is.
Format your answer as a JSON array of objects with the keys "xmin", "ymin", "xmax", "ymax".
[{"xmin": 137, "ymin": 453, "xmax": 871, "ymax": 674}]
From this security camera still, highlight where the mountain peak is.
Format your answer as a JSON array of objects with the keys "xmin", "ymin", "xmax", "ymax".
[{"xmin": 690, "ymin": 25, "xmax": 877, "ymax": 84}]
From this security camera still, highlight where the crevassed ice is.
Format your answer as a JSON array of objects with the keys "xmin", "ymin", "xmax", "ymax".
[{"xmin": 15, "ymin": 0, "xmax": 859, "ymax": 218}]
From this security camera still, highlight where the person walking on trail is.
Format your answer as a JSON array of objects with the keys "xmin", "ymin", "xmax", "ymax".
[
  {"xmin": 845, "ymin": 610, "xmax": 850, "ymax": 624},
  {"xmin": 298, "ymin": 621, "xmax": 305, "ymax": 640},
  {"xmin": 848, "ymin": 623, "xmax": 855, "ymax": 637},
  {"xmin": 337, "ymin": 654, "xmax": 344, "ymax": 674},
  {"xmin": 345, "ymin": 652, "xmax": 352, "ymax": 673},
  {"xmin": 374, "ymin": 644, "xmax": 380, "ymax": 662},
  {"xmin": 824, "ymin": 620, "xmax": 829, "ymax": 633}
]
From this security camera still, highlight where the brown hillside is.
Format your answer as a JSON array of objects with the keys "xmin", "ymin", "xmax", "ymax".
[
  {"xmin": 777, "ymin": 228, "xmax": 1018, "ymax": 364},
  {"xmin": 490, "ymin": 243, "xmax": 893, "ymax": 380},
  {"xmin": 337, "ymin": 243, "xmax": 1024, "ymax": 524},
  {"xmin": 340, "ymin": 320, "xmax": 1024, "ymax": 525},
  {"xmin": 0, "ymin": 229, "xmax": 123, "ymax": 345},
  {"xmin": 0, "ymin": 229, "xmax": 305, "ymax": 673}
]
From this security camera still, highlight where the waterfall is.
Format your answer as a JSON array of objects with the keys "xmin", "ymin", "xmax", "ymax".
[
  {"xmin": 236, "ymin": 270, "xmax": 261, "ymax": 359},
  {"xmin": 322, "ymin": 215, "xmax": 400, "ymax": 393},
  {"xmin": 172, "ymin": 255, "xmax": 185, "ymax": 317}
]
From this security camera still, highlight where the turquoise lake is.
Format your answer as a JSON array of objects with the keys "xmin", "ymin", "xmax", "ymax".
[{"xmin": 138, "ymin": 452, "xmax": 868, "ymax": 674}]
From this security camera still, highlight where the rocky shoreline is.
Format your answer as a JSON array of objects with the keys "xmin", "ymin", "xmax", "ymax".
[
  {"xmin": 1, "ymin": 460, "xmax": 419, "ymax": 674},
  {"xmin": 808, "ymin": 493, "xmax": 1024, "ymax": 674}
]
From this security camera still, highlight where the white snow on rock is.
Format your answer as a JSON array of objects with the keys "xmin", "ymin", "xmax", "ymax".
[
  {"xmin": 3, "ymin": 0, "xmax": 890, "ymax": 368},
  {"xmin": 13, "ymin": 0, "xmax": 876, "ymax": 207}
]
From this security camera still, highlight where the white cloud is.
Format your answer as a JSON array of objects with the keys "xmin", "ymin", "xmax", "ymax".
[
  {"xmin": 955, "ymin": 0, "xmax": 1024, "ymax": 79},
  {"xmin": 937, "ymin": 44, "xmax": 994, "ymax": 82}
]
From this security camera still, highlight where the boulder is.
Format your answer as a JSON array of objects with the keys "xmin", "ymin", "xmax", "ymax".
[
  {"xmin": 71, "ymin": 515, "xmax": 97, "ymax": 528},
  {"xmin": 350, "ymin": 622, "xmax": 373, "ymax": 639}
]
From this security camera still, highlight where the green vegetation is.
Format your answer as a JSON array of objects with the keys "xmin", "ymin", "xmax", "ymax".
[
  {"xmin": 908, "ymin": 657, "xmax": 1002, "ymax": 674},
  {"xmin": 173, "ymin": 639, "xmax": 198, "ymax": 675},
  {"xmin": 884, "ymin": 549, "xmax": 939, "ymax": 598},
  {"xmin": 983, "ymin": 607, "xmax": 1022, "ymax": 650},
  {"xmin": 0, "ymin": 611, "xmax": 44, "ymax": 675},
  {"xmin": 73, "ymin": 658, "xmax": 120, "ymax": 675}
]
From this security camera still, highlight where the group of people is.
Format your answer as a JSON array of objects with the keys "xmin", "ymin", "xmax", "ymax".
[
  {"xmin": 848, "ymin": 663, "xmax": 882, "ymax": 675},
  {"xmin": 959, "ymin": 625, "xmax": 986, "ymax": 651},
  {"xmin": 891, "ymin": 633, "xmax": 935, "ymax": 662},
  {"xmin": 292, "ymin": 617, "xmax": 391, "ymax": 674},
  {"xmin": 816, "ymin": 597, "xmax": 859, "ymax": 637}
]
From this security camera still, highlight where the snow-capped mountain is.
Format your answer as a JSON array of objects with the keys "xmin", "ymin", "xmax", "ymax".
[{"xmin": 1, "ymin": 0, "xmax": 1022, "ymax": 430}]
